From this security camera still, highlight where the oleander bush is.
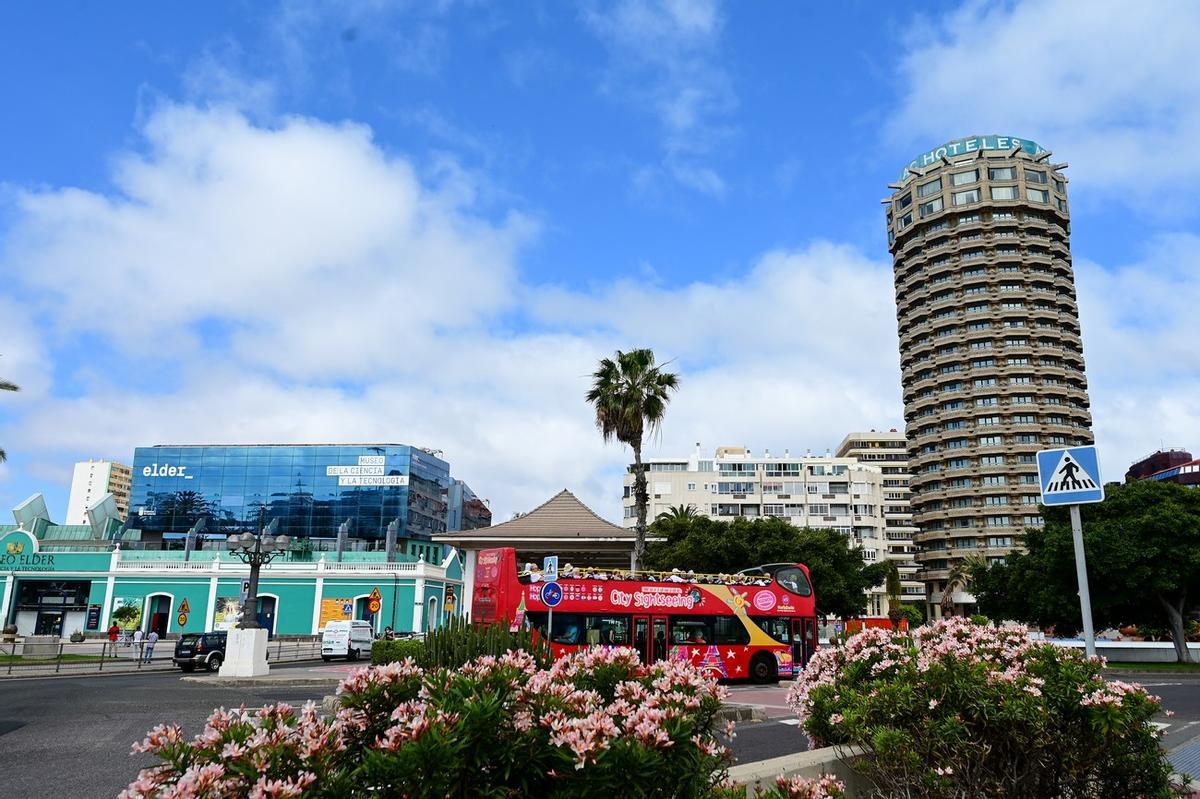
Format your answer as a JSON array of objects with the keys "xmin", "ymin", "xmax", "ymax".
[
  {"xmin": 122, "ymin": 647, "xmax": 734, "ymax": 798},
  {"xmin": 788, "ymin": 617, "xmax": 1186, "ymax": 799}
]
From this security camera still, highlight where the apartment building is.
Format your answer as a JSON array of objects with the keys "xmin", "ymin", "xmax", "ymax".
[
  {"xmin": 885, "ymin": 135, "xmax": 1094, "ymax": 615},
  {"xmin": 835, "ymin": 430, "xmax": 926, "ymax": 616},
  {"xmin": 621, "ymin": 445, "xmax": 907, "ymax": 616},
  {"xmin": 65, "ymin": 459, "xmax": 133, "ymax": 524}
]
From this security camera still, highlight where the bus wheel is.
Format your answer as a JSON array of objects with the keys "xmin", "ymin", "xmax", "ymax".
[{"xmin": 749, "ymin": 654, "xmax": 776, "ymax": 685}]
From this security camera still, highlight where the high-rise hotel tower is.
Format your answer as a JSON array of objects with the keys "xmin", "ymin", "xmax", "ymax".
[{"xmin": 884, "ymin": 135, "xmax": 1093, "ymax": 616}]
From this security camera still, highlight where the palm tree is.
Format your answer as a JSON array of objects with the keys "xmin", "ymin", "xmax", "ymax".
[
  {"xmin": 655, "ymin": 503, "xmax": 699, "ymax": 523},
  {"xmin": 940, "ymin": 555, "xmax": 985, "ymax": 619},
  {"xmin": 0, "ymin": 375, "xmax": 18, "ymax": 463},
  {"xmin": 586, "ymin": 349, "xmax": 679, "ymax": 570},
  {"xmin": 884, "ymin": 560, "xmax": 904, "ymax": 629}
]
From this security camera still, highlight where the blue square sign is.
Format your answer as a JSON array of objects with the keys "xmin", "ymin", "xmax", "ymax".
[{"xmin": 1037, "ymin": 446, "xmax": 1105, "ymax": 506}]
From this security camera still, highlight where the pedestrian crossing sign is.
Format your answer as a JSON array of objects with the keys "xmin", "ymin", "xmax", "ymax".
[{"xmin": 1037, "ymin": 445, "xmax": 1104, "ymax": 506}]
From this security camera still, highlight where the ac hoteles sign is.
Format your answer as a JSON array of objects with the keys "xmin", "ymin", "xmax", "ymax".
[{"xmin": 900, "ymin": 135, "xmax": 1047, "ymax": 179}]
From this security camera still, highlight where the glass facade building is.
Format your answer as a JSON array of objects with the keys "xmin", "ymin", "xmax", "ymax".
[{"xmin": 128, "ymin": 445, "xmax": 454, "ymax": 544}]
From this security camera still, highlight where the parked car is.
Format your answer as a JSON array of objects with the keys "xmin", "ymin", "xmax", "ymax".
[
  {"xmin": 173, "ymin": 632, "xmax": 227, "ymax": 672},
  {"xmin": 322, "ymin": 620, "xmax": 374, "ymax": 661}
]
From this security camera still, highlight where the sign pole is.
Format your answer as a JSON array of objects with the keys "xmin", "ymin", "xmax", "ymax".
[
  {"xmin": 1068, "ymin": 504, "xmax": 1096, "ymax": 659},
  {"xmin": 1037, "ymin": 445, "xmax": 1104, "ymax": 661}
]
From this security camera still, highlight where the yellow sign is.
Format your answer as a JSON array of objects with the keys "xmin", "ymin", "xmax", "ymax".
[
  {"xmin": 179, "ymin": 598, "xmax": 191, "ymax": 614},
  {"xmin": 6, "ymin": 541, "xmax": 24, "ymax": 555},
  {"xmin": 177, "ymin": 612, "xmax": 188, "ymax": 626},
  {"xmin": 444, "ymin": 586, "xmax": 457, "ymax": 614},
  {"xmin": 369, "ymin": 587, "xmax": 382, "ymax": 602},
  {"xmin": 319, "ymin": 598, "xmax": 354, "ymax": 629}
]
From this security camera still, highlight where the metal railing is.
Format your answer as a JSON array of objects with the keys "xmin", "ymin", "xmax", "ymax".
[{"xmin": 0, "ymin": 636, "xmax": 325, "ymax": 678}]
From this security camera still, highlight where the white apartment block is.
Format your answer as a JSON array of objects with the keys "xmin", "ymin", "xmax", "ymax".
[
  {"xmin": 835, "ymin": 430, "xmax": 927, "ymax": 616},
  {"xmin": 621, "ymin": 444, "xmax": 912, "ymax": 617},
  {"xmin": 65, "ymin": 459, "xmax": 133, "ymax": 524}
]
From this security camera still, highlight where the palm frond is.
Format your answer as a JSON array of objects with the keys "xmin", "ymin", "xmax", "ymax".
[{"xmin": 0, "ymin": 380, "xmax": 18, "ymax": 393}]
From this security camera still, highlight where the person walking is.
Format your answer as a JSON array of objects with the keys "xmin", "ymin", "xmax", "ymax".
[
  {"xmin": 133, "ymin": 627, "xmax": 144, "ymax": 660},
  {"xmin": 107, "ymin": 623, "xmax": 120, "ymax": 658},
  {"xmin": 143, "ymin": 629, "xmax": 158, "ymax": 663}
]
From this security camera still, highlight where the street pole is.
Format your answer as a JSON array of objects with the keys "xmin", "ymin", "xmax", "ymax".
[
  {"xmin": 1068, "ymin": 504, "xmax": 1096, "ymax": 659},
  {"xmin": 238, "ymin": 533, "xmax": 262, "ymax": 629}
]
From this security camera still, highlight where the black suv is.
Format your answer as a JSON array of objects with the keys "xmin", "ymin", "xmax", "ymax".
[{"xmin": 173, "ymin": 632, "xmax": 227, "ymax": 672}]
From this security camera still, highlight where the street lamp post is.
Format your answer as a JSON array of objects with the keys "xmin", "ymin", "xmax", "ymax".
[{"xmin": 219, "ymin": 518, "xmax": 290, "ymax": 677}]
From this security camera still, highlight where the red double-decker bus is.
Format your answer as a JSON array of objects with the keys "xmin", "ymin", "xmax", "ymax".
[{"xmin": 470, "ymin": 547, "xmax": 819, "ymax": 683}]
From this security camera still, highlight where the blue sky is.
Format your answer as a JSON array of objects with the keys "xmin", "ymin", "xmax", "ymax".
[{"xmin": 2, "ymin": 0, "xmax": 1198, "ymax": 521}]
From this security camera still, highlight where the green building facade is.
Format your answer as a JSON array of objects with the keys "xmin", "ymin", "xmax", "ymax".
[{"xmin": 0, "ymin": 526, "xmax": 463, "ymax": 638}]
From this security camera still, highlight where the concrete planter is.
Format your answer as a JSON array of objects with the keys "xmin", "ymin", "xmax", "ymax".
[{"xmin": 730, "ymin": 745, "xmax": 871, "ymax": 797}]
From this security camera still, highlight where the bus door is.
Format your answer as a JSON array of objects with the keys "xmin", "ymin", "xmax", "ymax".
[
  {"xmin": 634, "ymin": 616, "xmax": 649, "ymax": 663},
  {"xmin": 793, "ymin": 617, "xmax": 817, "ymax": 667},
  {"xmin": 651, "ymin": 616, "xmax": 669, "ymax": 661}
]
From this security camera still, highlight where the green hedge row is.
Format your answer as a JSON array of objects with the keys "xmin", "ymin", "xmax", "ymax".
[
  {"xmin": 371, "ymin": 616, "xmax": 551, "ymax": 669},
  {"xmin": 369, "ymin": 639, "xmax": 424, "ymax": 666}
]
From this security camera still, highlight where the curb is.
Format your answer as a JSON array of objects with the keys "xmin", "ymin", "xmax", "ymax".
[
  {"xmin": 180, "ymin": 673, "xmax": 341, "ymax": 687},
  {"xmin": 716, "ymin": 704, "xmax": 768, "ymax": 724}
]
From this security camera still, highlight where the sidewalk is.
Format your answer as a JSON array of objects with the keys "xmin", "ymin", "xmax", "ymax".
[{"xmin": 180, "ymin": 661, "xmax": 358, "ymax": 687}]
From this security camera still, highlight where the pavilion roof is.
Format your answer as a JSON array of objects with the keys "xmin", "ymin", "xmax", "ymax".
[{"xmin": 434, "ymin": 489, "xmax": 636, "ymax": 544}]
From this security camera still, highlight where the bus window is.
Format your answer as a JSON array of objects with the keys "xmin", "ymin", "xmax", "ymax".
[
  {"xmin": 774, "ymin": 567, "xmax": 812, "ymax": 597},
  {"xmin": 672, "ymin": 619, "xmax": 710, "ymax": 644},
  {"xmin": 750, "ymin": 616, "xmax": 791, "ymax": 643},
  {"xmin": 527, "ymin": 613, "xmax": 631, "ymax": 646},
  {"xmin": 583, "ymin": 614, "xmax": 631, "ymax": 645},
  {"xmin": 671, "ymin": 616, "xmax": 750, "ymax": 645}
]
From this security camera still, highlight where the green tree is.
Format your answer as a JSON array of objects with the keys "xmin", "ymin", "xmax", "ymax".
[
  {"xmin": 585, "ymin": 348, "xmax": 679, "ymax": 570},
  {"xmin": 645, "ymin": 515, "xmax": 887, "ymax": 618},
  {"xmin": 0, "ymin": 374, "xmax": 17, "ymax": 463},
  {"xmin": 973, "ymin": 480, "xmax": 1200, "ymax": 662},
  {"xmin": 655, "ymin": 503, "xmax": 699, "ymax": 523}
]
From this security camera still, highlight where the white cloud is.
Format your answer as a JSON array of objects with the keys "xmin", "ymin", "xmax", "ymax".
[
  {"xmin": 4, "ymin": 102, "xmax": 1200, "ymax": 527},
  {"xmin": 581, "ymin": 0, "xmax": 735, "ymax": 196},
  {"xmin": 891, "ymin": 0, "xmax": 1200, "ymax": 206},
  {"xmin": 1075, "ymin": 234, "xmax": 1200, "ymax": 477},
  {"xmin": 0, "ymin": 103, "xmax": 904, "ymax": 522},
  {"xmin": 7, "ymin": 104, "xmax": 530, "ymax": 378}
]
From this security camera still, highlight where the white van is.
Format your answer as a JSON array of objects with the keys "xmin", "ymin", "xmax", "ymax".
[{"xmin": 321, "ymin": 620, "xmax": 375, "ymax": 661}]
